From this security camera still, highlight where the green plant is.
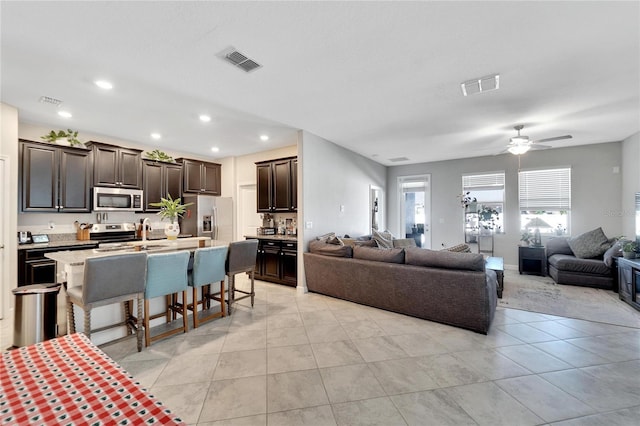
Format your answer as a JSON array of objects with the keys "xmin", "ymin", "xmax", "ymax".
[
  {"xmin": 457, "ymin": 191, "xmax": 477, "ymax": 209},
  {"xmin": 149, "ymin": 194, "xmax": 193, "ymax": 223},
  {"xmin": 477, "ymin": 205, "xmax": 500, "ymax": 230},
  {"xmin": 622, "ymin": 241, "xmax": 637, "ymax": 253},
  {"xmin": 145, "ymin": 149, "xmax": 174, "ymax": 162},
  {"xmin": 520, "ymin": 232, "xmax": 532, "ymax": 243},
  {"xmin": 41, "ymin": 129, "xmax": 82, "ymax": 146}
]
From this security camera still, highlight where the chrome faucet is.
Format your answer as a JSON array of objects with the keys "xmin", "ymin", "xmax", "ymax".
[{"xmin": 142, "ymin": 218, "xmax": 150, "ymax": 241}]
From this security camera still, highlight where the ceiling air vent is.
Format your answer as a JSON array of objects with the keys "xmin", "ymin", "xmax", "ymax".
[
  {"xmin": 388, "ymin": 157, "xmax": 410, "ymax": 162},
  {"xmin": 461, "ymin": 74, "xmax": 500, "ymax": 96},
  {"xmin": 39, "ymin": 96, "xmax": 62, "ymax": 106},
  {"xmin": 220, "ymin": 47, "xmax": 262, "ymax": 73}
]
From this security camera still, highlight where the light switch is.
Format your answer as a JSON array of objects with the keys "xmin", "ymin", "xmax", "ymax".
[
  {"xmin": 340, "ymin": 205, "xmax": 345, "ymax": 212},
  {"xmin": 306, "ymin": 221, "xmax": 313, "ymax": 229}
]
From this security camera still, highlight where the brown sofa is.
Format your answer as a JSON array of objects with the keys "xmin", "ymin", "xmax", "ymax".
[{"xmin": 303, "ymin": 244, "xmax": 497, "ymax": 334}]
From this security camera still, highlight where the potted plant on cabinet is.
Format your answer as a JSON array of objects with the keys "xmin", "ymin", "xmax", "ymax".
[
  {"xmin": 622, "ymin": 241, "xmax": 637, "ymax": 259},
  {"xmin": 148, "ymin": 194, "xmax": 193, "ymax": 240},
  {"xmin": 41, "ymin": 129, "xmax": 83, "ymax": 147}
]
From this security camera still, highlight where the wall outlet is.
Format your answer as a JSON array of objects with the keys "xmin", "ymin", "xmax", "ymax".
[
  {"xmin": 305, "ymin": 221, "xmax": 313, "ymax": 229},
  {"xmin": 48, "ymin": 221, "xmax": 55, "ymax": 229},
  {"xmin": 340, "ymin": 205, "xmax": 345, "ymax": 213}
]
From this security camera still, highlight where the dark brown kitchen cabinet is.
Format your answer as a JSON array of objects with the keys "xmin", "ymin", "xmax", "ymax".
[
  {"xmin": 19, "ymin": 140, "xmax": 91, "ymax": 213},
  {"xmin": 18, "ymin": 244, "xmax": 98, "ymax": 286},
  {"xmin": 256, "ymin": 156, "xmax": 297, "ymax": 213},
  {"xmin": 178, "ymin": 158, "xmax": 221, "ymax": 195},
  {"xmin": 87, "ymin": 141, "xmax": 142, "ymax": 189},
  {"xmin": 250, "ymin": 238, "xmax": 297, "ymax": 286},
  {"xmin": 142, "ymin": 160, "xmax": 183, "ymax": 211}
]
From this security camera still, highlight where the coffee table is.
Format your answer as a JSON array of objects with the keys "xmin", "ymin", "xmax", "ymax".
[{"xmin": 486, "ymin": 256, "xmax": 504, "ymax": 298}]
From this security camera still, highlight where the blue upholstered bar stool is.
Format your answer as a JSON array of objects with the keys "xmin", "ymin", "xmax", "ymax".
[
  {"xmin": 66, "ymin": 252, "xmax": 147, "ymax": 352},
  {"xmin": 188, "ymin": 246, "xmax": 227, "ymax": 328},
  {"xmin": 144, "ymin": 251, "xmax": 190, "ymax": 347}
]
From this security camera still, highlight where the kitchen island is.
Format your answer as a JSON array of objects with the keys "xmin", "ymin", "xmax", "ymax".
[{"xmin": 45, "ymin": 237, "xmax": 226, "ymax": 346}]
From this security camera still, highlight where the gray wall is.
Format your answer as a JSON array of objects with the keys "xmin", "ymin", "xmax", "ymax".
[
  {"xmin": 621, "ymin": 132, "xmax": 640, "ymax": 238},
  {"xmin": 300, "ymin": 130, "xmax": 386, "ymax": 250},
  {"xmin": 387, "ymin": 142, "xmax": 623, "ymax": 266}
]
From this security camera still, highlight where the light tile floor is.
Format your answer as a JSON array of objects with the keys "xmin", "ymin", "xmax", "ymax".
[{"xmin": 3, "ymin": 276, "xmax": 640, "ymax": 425}]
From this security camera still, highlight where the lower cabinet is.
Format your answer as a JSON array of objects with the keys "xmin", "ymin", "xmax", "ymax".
[
  {"xmin": 617, "ymin": 257, "xmax": 640, "ymax": 311},
  {"xmin": 250, "ymin": 238, "xmax": 297, "ymax": 286},
  {"xmin": 18, "ymin": 244, "xmax": 98, "ymax": 286}
]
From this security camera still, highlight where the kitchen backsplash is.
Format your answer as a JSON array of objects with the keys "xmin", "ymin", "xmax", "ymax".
[{"xmin": 17, "ymin": 212, "xmax": 166, "ymax": 236}]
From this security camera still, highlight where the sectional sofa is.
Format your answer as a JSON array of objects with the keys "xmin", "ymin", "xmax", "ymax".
[{"xmin": 303, "ymin": 242, "xmax": 497, "ymax": 334}]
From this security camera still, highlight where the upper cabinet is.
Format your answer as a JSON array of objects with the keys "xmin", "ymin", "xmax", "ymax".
[
  {"xmin": 87, "ymin": 141, "xmax": 142, "ymax": 189},
  {"xmin": 256, "ymin": 156, "xmax": 297, "ymax": 212},
  {"xmin": 142, "ymin": 160, "xmax": 183, "ymax": 211},
  {"xmin": 178, "ymin": 158, "xmax": 221, "ymax": 195},
  {"xmin": 19, "ymin": 140, "xmax": 91, "ymax": 213}
]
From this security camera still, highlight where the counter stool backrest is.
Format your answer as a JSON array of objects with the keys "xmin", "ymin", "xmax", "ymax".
[
  {"xmin": 83, "ymin": 253, "xmax": 147, "ymax": 305},
  {"xmin": 226, "ymin": 240, "xmax": 258, "ymax": 275},
  {"xmin": 191, "ymin": 246, "xmax": 228, "ymax": 287},
  {"xmin": 145, "ymin": 251, "xmax": 190, "ymax": 299}
]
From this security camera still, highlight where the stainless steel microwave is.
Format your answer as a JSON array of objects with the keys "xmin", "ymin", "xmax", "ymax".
[{"xmin": 93, "ymin": 187, "xmax": 143, "ymax": 212}]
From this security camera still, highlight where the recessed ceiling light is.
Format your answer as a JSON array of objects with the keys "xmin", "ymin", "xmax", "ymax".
[
  {"xmin": 150, "ymin": 133, "xmax": 161, "ymax": 140},
  {"xmin": 260, "ymin": 135, "xmax": 269, "ymax": 141},
  {"xmin": 95, "ymin": 80, "xmax": 113, "ymax": 90},
  {"xmin": 211, "ymin": 147, "xmax": 220, "ymax": 153},
  {"xmin": 199, "ymin": 114, "xmax": 211, "ymax": 122},
  {"xmin": 58, "ymin": 110, "xmax": 72, "ymax": 118}
]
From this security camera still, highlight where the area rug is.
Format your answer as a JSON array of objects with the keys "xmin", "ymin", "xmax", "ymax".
[{"xmin": 499, "ymin": 270, "xmax": 640, "ymax": 328}]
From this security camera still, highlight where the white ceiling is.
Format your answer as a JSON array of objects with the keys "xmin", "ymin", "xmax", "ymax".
[{"xmin": 1, "ymin": 1, "xmax": 638, "ymax": 165}]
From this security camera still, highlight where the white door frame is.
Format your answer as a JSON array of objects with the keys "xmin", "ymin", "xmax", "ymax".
[
  {"xmin": 0, "ymin": 156, "xmax": 9, "ymax": 319},
  {"xmin": 237, "ymin": 182, "xmax": 258, "ymax": 241},
  {"xmin": 398, "ymin": 174, "xmax": 431, "ymax": 249}
]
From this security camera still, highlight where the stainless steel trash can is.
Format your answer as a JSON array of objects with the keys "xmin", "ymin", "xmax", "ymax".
[{"xmin": 12, "ymin": 283, "xmax": 61, "ymax": 347}]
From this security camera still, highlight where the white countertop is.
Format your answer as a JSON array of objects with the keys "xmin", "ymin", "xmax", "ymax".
[{"xmin": 45, "ymin": 237, "xmax": 226, "ymax": 266}]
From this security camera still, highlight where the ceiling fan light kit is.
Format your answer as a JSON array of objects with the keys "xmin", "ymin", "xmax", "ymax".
[{"xmin": 505, "ymin": 124, "xmax": 572, "ymax": 156}]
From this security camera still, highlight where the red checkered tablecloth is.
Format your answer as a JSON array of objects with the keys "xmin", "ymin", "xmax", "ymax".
[{"xmin": 0, "ymin": 333, "xmax": 185, "ymax": 425}]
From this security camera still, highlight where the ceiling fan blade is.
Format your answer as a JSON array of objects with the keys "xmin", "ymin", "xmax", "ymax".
[
  {"xmin": 534, "ymin": 135, "xmax": 573, "ymax": 143},
  {"xmin": 528, "ymin": 144, "xmax": 552, "ymax": 150}
]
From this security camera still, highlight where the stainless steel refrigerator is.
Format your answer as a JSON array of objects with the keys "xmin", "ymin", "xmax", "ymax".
[{"xmin": 180, "ymin": 195, "xmax": 233, "ymax": 242}]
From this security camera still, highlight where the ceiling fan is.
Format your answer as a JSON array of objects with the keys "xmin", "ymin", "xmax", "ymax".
[{"xmin": 505, "ymin": 125, "xmax": 572, "ymax": 155}]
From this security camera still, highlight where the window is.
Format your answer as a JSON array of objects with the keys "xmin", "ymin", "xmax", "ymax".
[
  {"xmin": 519, "ymin": 167, "xmax": 571, "ymax": 236},
  {"xmin": 462, "ymin": 172, "xmax": 505, "ymax": 233}
]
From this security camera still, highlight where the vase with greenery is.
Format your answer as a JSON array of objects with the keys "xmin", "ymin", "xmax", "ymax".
[
  {"xmin": 148, "ymin": 194, "xmax": 193, "ymax": 239},
  {"xmin": 41, "ymin": 129, "xmax": 83, "ymax": 147}
]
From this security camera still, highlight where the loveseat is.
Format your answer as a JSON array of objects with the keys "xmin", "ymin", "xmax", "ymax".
[
  {"xmin": 546, "ymin": 231, "xmax": 619, "ymax": 291},
  {"xmin": 303, "ymin": 242, "xmax": 497, "ymax": 334}
]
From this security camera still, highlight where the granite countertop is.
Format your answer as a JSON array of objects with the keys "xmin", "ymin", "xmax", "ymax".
[
  {"xmin": 244, "ymin": 235, "xmax": 298, "ymax": 242},
  {"xmin": 44, "ymin": 237, "xmax": 223, "ymax": 266}
]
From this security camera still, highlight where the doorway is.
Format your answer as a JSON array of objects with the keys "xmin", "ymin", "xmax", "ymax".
[
  {"xmin": 238, "ymin": 184, "xmax": 261, "ymax": 240},
  {"xmin": 0, "ymin": 156, "xmax": 7, "ymax": 319},
  {"xmin": 398, "ymin": 175, "xmax": 431, "ymax": 248},
  {"xmin": 370, "ymin": 185, "xmax": 383, "ymax": 233}
]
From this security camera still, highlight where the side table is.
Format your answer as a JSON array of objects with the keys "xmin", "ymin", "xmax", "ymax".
[
  {"xmin": 486, "ymin": 257, "xmax": 504, "ymax": 298},
  {"xmin": 519, "ymin": 246, "xmax": 547, "ymax": 276}
]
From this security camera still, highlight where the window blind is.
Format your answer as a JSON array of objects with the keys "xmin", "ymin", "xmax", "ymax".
[
  {"xmin": 463, "ymin": 172, "xmax": 505, "ymax": 191},
  {"xmin": 519, "ymin": 168, "xmax": 571, "ymax": 211}
]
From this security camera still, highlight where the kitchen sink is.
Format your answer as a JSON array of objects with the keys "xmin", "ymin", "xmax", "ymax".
[{"xmin": 137, "ymin": 244, "xmax": 171, "ymax": 251}]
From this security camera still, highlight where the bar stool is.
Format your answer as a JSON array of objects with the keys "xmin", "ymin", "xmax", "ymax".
[
  {"xmin": 188, "ymin": 246, "xmax": 227, "ymax": 328},
  {"xmin": 144, "ymin": 251, "xmax": 190, "ymax": 347},
  {"xmin": 225, "ymin": 240, "xmax": 259, "ymax": 314},
  {"xmin": 66, "ymin": 252, "xmax": 147, "ymax": 352}
]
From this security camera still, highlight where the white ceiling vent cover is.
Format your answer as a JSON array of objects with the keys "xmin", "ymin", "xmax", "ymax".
[
  {"xmin": 220, "ymin": 47, "xmax": 262, "ymax": 73},
  {"xmin": 39, "ymin": 96, "xmax": 62, "ymax": 106},
  {"xmin": 461, "ymin": 74, "xmax": 500, "ymax": 96},
  {"xmin": 388, "ymin": 157, "xmax": 410, "ymax": 162}
]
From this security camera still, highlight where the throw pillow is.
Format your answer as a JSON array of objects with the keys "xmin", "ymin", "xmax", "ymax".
[
  {"xmin": 372, "ymin": 229, "xmax": 394, "ymax": 249},
  {"xmin": 568, "ymin": 227, "xmax": 611, "ymax": 259},
  {"xmin": 603, "ymin": 239, "xmax": 625, "ymax": 267},
  {"xmin": 442, "ymin": 243, "xmax": 471, "ymax": 253},
  {"xmin": 327, "ymin": 236, "xmax": 344, "ymax": 245},
  {"xmin": 546, "ymin": 237, "xmax": 574, "ymax": 257},
  {"xmin": 405, "ymin": 248, "xmax": 485, "ymax": 271},
  {"xmin": 353, "ymin": 246, "xmax": 405, "ymax": 263},
  {"xmin": 392, "ymin": 238, "xmax": 417, "ymax": 249},
  {"xmin": 309, "ymin": 240, "xmax": 353, "ymax": 258},
  {"xmin": 316, "ymin": 232, "xmax": 336, "ymax": 243}
]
